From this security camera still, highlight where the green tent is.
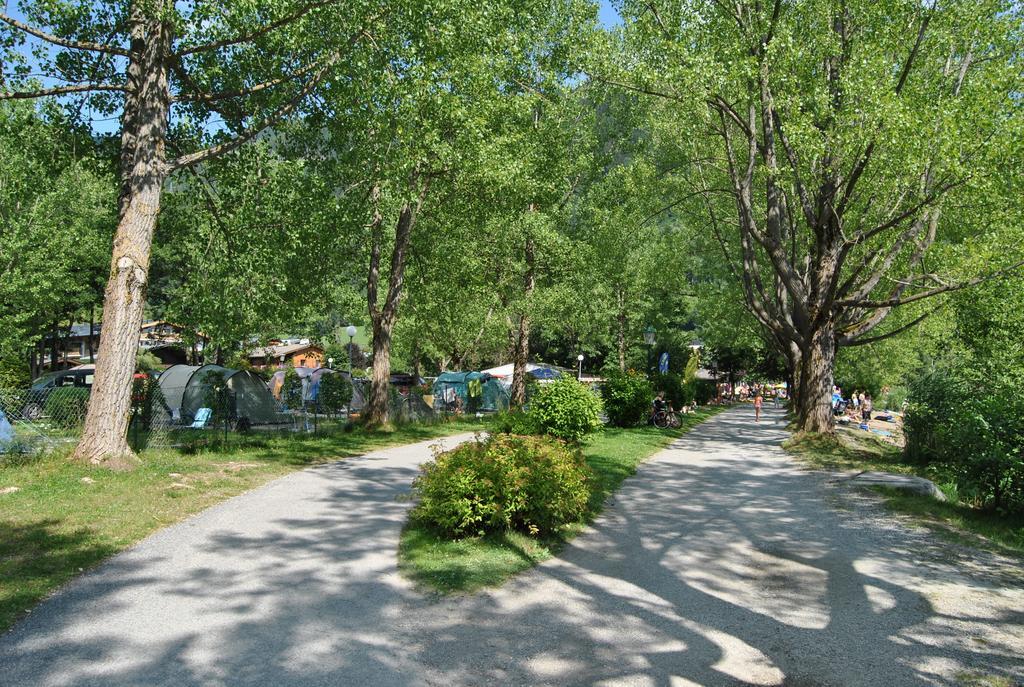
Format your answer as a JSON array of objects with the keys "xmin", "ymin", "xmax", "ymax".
[
  {"xmin": 159, "ymin": 364, "xmax": 281, "ymax": 425},
  {"xmin": 432, "ymin": 372, "xmax": 509, "ymax": 413}
]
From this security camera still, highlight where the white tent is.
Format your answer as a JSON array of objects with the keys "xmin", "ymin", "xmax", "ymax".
[{"xmin": 480, "ymin": 363, "xmax": 563, "ymax": 385}]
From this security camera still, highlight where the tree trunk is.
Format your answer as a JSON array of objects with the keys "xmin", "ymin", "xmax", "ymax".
[
  {"xmin": 365, "ymin": 318, "xmax": 393, "ymax": 427},
  {"xmin": 363, "ymin": 194, "xmax": 423, "ymax": 427},
  {"xmin": 510, "ymin": 236, "xmax": 536, "ymax": 408},
  {"xmin": 794, "ymin": 323, "xmax": 836, "ymax": 434},
  {"xmin": 616, "ymin": 287, "xmax": 627, "ymax": 373},
  {"xmin": 50, "ymin": 320, "xmax": 59, "ymax": 370},
  {"xmin": 73, "ymin": 14, "xmax": 172, "ymax": 468}
]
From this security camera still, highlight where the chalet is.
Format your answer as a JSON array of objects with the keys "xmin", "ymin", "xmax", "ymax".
[
  {"xmin": 40, "ymin": 320, "xmax": 206, "ymax": 370},
  {"xmin": 248, "ymin": 343, "xmax": 325, "ymax": 370}
]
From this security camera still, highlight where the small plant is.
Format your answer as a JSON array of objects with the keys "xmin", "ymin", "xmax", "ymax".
[
  {"xmin": 318, "ymin": 373, "xmax": 353, "ymax": 416},
  {"xmin": 281, "ymin": 367, "xmax": 304, "ymax": 409},
  {"xmin": 410, "ymin": 434, "xmax": 592, "ymax": 538},
  {"xmin": 493, "ymin": 410, "xmax": 541, "ymax": 436},
  {"xmin": 527, "ymin": 376, "xmax": 602, "ymax": 442},
  {"xmin": 600, "ymin": 371, "xmax": 654, "ymax": 427}
]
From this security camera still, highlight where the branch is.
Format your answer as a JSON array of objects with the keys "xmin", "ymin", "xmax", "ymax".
[
  {"xmin": 643, "ymin": 2, "xmax": 673, "ymax": 41},
  {"xmin": 593, "ymin": 76, "xmax": 687, "ymax": 104},
  {"xmin": 168, "ymin": 52, "xmax": 340, "ymax": 171},
  {"xmin": 835, "ymin": 10, "xmax": 932, "ymax": 217},
  {"xmin": 839, "ymin": 259, "xmax": 1024, "ymax": 309},
  {"xmin": 172, "ymin": 58, "xmax": 325, "ymax": 103},
  {"xmin": 174, "ymin": 0, "xmax": 345, "ymax": 57},
  {"xmin": 640, "ymin": 187, "xmax": 734, "ymax": 226},
  {"xmin": 0, "ymin": 12, "xmax": 128, "ymax": 56},
  {"xmin": 0, "ymin": 83, "xmax": 127, "ymax": 100},
  {"xmin": 840, "ymin": 306, "xmax": 941, "ymax": 347}
]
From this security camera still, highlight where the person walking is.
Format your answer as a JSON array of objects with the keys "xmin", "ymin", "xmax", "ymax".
[
  {"xmin": 862, "ymin": 394, "xmax": 873, "ymax": 424},
  {"xmin": 754, "ymin": 392, "xmax": 763, "ymax": 423},
  {"xmin": 772, "ymin": 388, "xmax": 781, "ymax": 409}
]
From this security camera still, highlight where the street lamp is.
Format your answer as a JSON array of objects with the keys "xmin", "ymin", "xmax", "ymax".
[
  {"xmin": 577, "ymin": 354, "xmax": 584, "ymax": 381},
  {"xmin": 345, "ymin": 325, "xmax": 357, "ymax": 377},
  {"xmin": 327, "ymin": 357, "xmax": 334, "ymax": 369},
  {"xmin": 643, "ymin": 325, "xmax": 656, "ymax": 375}
]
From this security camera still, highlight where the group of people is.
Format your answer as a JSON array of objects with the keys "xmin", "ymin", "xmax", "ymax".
[{"xmin": 831, "ymin": 386, "xmax": 874, "ymax": 422}]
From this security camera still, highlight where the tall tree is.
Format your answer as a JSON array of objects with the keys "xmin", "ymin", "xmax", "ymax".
[
  {"xmin": 1, "ymin": 0, "xmax": 382, "ymax": 465},
  {"xmin": 612, "ymin": 0, "xmax": 1024, "ymax": 433}
]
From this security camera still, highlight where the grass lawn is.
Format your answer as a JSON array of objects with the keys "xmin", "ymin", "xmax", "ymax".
[
  {"xmin": 785, "ymin": 429, "xmax": 1024, "ymax": 556},
  {"xmin": 398, "ymin": 406, "xmax": 727, "ymax": 594},
  {"xmin": 0, "ymin": 419, "xmax": 485, "ymax": 634}
]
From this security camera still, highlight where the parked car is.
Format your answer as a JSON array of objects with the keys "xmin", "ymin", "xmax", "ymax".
[{"xmin": 22, "ymin": 369, "xmax": 95, "ymax": 420}]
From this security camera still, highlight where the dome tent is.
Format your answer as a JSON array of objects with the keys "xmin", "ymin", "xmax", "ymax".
[
  {"xmin": 432, "ymin": 372, "xmax": 510, "ymax": 412},
  {"xmin": 159, "ymin": 364, "xmax": 281, "ymax": 425}
]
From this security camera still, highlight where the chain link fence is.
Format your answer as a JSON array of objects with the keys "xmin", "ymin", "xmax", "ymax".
[{"xmin": 1, "ymin": 379, "xmax": 446, "ymax": 461}]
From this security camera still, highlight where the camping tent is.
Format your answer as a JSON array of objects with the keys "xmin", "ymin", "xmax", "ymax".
[
  {"xmin": 0, "ymin": 408, "xmax": 13, "ymax": 451},
  {"xmin": 432, "ymin": 372, "xmax": 510, "ymax": 412},
  {"xmin": 268, "ymin": 367, "xmax": 366, "ymax": 411},
  {"xmin": 480, "ymin": 363, "xmax": 563, "ymax": 384},
  {"xmin": 159, "ymin": 364, "xmax": 281, "ymax": 425}
]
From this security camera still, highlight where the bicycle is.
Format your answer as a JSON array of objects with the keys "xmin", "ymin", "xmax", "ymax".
[{"xmin": 653, "ymin": 405, "xmax": 682, "ymax": 429}]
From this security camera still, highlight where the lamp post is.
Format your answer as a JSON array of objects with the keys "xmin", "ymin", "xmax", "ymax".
[
  {"xmin": 327, "ymin": 357, "xmax": 334, "ymax": 370},
  {"xmin": 643, "ymin": 325, "xmax": 656, "ymax": 375},
  {"xmin": 345, "ymin": 325, "xmax": 357, "ymax": 378},
  {"xmin": 577, "ymin": 353, "xmax": 584, "ymax": 381}
]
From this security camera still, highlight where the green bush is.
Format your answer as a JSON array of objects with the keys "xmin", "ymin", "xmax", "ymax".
[
  {"xmin": 410, "ymin": 434, "xmax": 592, "ymax": 537},
  {"xmin": 282, "ymin": 367, "xmax": 304, "ymax": 409},
  {"xmin": 318, "ymin": 373, "xmax": 352, "ymax": 415},
  {"xmin": 0, "ymin": 357, "xmax": 30, "ymax": 389},
  {"xmin": 904, "ymin": 361, "xmax": 1024, "ymax": 515},
  {"xmin": 653, "ymin": 372, "xmax": 694, "ymax": 408},
  {"xmin": 130, "ymin": 376, "xmax": 164, "ymax": 431},
  {"xmin": 527, "ymin": 376, "xmax": 602, "ymax": 442},
  {"xmin": 694, "ymin": 379, "xmax": 717, "ymax": 405},
  {"xmin": 600, "ymin": 371, "xmax": 653, "ymax": 427},
  {"xmin": 43, "ymin": 387, "xmax": 90, "ymax": 429},
  {"xmin": 493, "ymin": 410, "xmax": 541, "ymax": 436}
]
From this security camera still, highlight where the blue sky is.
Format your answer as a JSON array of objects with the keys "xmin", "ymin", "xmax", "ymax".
[
  {"xmin": 5, "ymin": 1, "xmax": 624, "ymax": 134},
  {"xmin": 598, "ymin": 0, "xmax": 622, "ymax": 27}
]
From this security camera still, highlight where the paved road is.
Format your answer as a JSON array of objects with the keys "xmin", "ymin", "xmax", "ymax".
[{"xmin": 2, "ymin": 409, "xmax": 1022, "ymax": 687}]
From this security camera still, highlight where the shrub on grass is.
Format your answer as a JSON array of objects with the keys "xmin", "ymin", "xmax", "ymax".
[
  {"xmin": 493, "ymin": 410, "xmax": 541, "ymax": 436},
  {"xmin": 410, "ymin": 434, "xmax": 592, "ymax": 537},
  {"xmin": 600, "ymin": 371, "xmax": 653, "ymax": 427},
  {"xmin": 527, "ymin": 376, "xmax": 602, "ymax": 442},
  {"xmin": 318, "ymin": 373, "xmax": 353, "ymax": 416}
]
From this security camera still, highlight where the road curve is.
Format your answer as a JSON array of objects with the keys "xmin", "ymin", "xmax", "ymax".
[{"xmin": 1, "ymin": 409, "xmax": 1021, "ymax": 687}]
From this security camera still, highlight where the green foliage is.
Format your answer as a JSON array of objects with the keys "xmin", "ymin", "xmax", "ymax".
[
  {"xmin": 282, "ymin": 367, "xmax": 304, "ymax": 409},
  {"xmin": 693, "ymin": 379, "xmax": 717, "ymax": 405},
  {"xmin": 0, "ymin": 358, "xmax": 30, "ymax": 390},
  {"xmin": 0, "ymin": 103, "xmax": 114, "ymax": 359},
  {"xmin": 600, "ymin": 371, "xmax": 654, "ymax": 427},
  {"xmin": 130, "ymin": 377, "xmax": 164, "ymax": 432},
  {"xmin": 42, "ymin": 388, "xmax": 90, "ymax": 429},
  {"xmin": 410, "ymin": 434, "xmax": 592, "ymax": 538},
  {"xmin": 492, "ymin": 410, "xmax": 541, "ymax": 436},
  {"xmin": 904, "ymin": 361, "xmax": 1024, "ymax": 515},
  {"xmin": 135, "ymin": 351, "xmax": 161, "ymax": 375},
  {"xmin": 318, "ymin": 373, "xmax": 353, "ymax": 415},
  {"xmin": 653, "ymin": 372, "xmax": 693, "ymax": 409},
  {"xmin": 527, "ymin": 377, "xmax": 602, "ymax": 442}
]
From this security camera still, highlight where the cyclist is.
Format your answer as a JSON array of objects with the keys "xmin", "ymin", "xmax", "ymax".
[{"xmin": 651, "ymin": 390, "xmax": 666, "ymax": 424}]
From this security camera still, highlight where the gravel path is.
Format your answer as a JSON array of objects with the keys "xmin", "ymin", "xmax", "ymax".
[{"xmin": 1, "ymin": 409, "xmax": 1022, "ymax": 687}]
